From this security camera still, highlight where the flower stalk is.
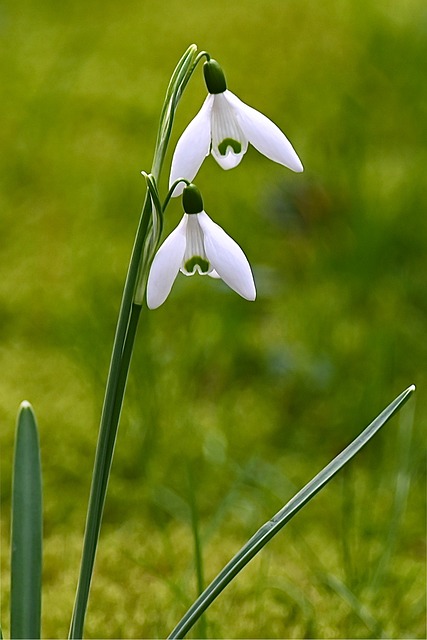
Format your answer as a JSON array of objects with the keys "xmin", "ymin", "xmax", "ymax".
[{"xmin": 68, "ymin": 44, "xmax": 199, "ymax": 639}]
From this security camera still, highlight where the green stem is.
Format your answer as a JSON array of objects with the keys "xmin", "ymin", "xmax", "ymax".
[
  {"xmin": 109, "ymin": 303, "xmax": 142, "ymax": 439},
  {"xmin": 69, "ymin": 198, "xmax": 150, "ymax": 639},
  {"xmin": 69, "ymin": 43, "xmax": 200, "ymax": 639},
  {"xmin": 187, "ymin": 467, "xmax": 207, "ymax": 639}
]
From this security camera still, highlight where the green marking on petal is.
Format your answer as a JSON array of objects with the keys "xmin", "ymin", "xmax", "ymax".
[
  {"xmin": 218, "ymin": 138, "xmax": 242, "ymax": 156},
  {"xmin": 185, "ymin": 256, "xmax": 210, "ymax": 274}
]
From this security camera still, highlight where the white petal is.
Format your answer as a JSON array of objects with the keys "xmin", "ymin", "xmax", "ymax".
[
  {"xmin": 198, "ymin": 211, "xmax": 256, "ymax": 301},
  {"xmin": 225, "ymin": 91, "xmax": 304, "ymax": 172},
  {"xmin": 169, "ymin": 96, "xmax": 214, "ymax": 196},
  {"xmin": 146, "ymin": 215, "xmax": 188, "ymax": 309},
  {"xmin": 210, "ymin": 93, "xmax": 247, "ymax": 170},
  {"xmin": 211, "ymin": 147, "xmax": 245, "ymax": 170}
]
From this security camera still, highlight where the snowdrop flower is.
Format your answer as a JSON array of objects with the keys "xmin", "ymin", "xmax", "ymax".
[
  {"xmin": 170, "ymin": 59, "xmax": 303, "ymax": 196},
  {"xmin": 146, "ymin": 184, "xmax": 256, "ymax": 309}
]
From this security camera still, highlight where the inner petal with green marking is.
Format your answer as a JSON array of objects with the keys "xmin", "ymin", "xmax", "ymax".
[
  {"xmin": 181, "ymin": 215, "xmax": 212, "ymax": 276},
  {"xmin": 218, "ymin": 138, "xmax": 242, "ymax": 156},
  {"xmin": 183, "ymin": 256, "xmax": 210, "ymax": 275},
  {"xmin": 210, "ymin": 93, "xmax": 248, "ymax": 169}
]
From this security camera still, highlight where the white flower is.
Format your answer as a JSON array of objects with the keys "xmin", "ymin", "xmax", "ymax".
[
  {"xmin": 146, "ymin": 211, "xmax": 256, "ymax": 309},
  {"xmin": 169, "ymin": 61, "xmax": 303, "ymax": 196}
]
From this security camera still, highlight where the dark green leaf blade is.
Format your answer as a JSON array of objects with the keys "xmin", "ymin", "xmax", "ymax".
[
  {"xmin": 168, "ymin": 385, "xmax": 415, "ymax": 639},
  {"xmin": 10, "ymin": 401, "xmax": 43, "ymax": 640}
]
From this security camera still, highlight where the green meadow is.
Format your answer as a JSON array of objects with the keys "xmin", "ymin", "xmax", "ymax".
[{"xmin": 1, "ymin": 0, "xmax": 426, "ymax": 637}]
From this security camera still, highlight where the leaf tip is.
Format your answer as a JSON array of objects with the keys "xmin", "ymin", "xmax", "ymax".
[{"xmin": 17, "ymin": 401, "xmax": 38, "ymax": 430}]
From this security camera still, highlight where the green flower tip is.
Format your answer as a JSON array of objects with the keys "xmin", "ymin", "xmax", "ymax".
[
  {"xmin": 203, "ymin": 59, "xmax": 227, "ymax": 94},
  {"xmin": 19, "ymin": 400, "xmax": 33, "ymax": 411},
  {"xmin": 183, "ymin": 184, "xmax": 204, "ymax": 214}
]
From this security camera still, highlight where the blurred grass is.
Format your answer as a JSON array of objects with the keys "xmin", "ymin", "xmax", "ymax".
[{"xmin": 0, "ymin": 0, "xmax": 426, "ymax": 637}]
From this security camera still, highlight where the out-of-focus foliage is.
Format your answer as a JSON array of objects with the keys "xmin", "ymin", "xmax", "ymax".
[{"xmin": 0, "ymin": 0, "xmax": 425, "ymax": 637}]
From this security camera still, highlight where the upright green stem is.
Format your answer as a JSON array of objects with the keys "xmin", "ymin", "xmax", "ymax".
[
  {"xmin": 69, "ymin": 198, "xmax": 151, "ymax": 639},
  {"xmin": 187, "ymin": 467, "xmax": 207, "ymax": 639},
  {"xmin": 69, "ymin": 44, "xmax": 200, "ymax": 639}
]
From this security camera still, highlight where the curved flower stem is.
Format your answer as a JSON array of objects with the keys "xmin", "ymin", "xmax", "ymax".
[
  {"xmin": 167, "ymin": 385, "xmax": 415, "ymax": 639},
  {"xmin": 162, "ymin": 178, "xmax": 191, "ymax": 212},
  {"xmin": 69, "ymin": 44, "xmax": 200, "ymax": 639},
  {"xmin": 194, "ymin": 50, "xmax": 210, "ymax": 64}
]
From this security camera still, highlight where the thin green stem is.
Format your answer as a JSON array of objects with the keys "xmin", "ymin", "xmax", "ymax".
[
  {"xmin": 162, "ymin": 179, "xmax": 190, "ymax": 213},
  {"xmin": 69, "ymin": 44, "xmax": 200, "ymax": 639},
  {"xmin": 109, "ymin": 303, "xmax": 142, "ymax": 438},
  {"xmin": 194, "ymin": 51, "xmax": 210, "ymax": 64},
  {"xmin": 69, "ymin": 197, "xmax": 151, "ymax": 639},
  {"xmin": 141, "ymin": 173, "xmax": 163, "ymax": 218},
  {"xmin": 187, "ymin": 467, "xmax": 206, "ymax": 638}
]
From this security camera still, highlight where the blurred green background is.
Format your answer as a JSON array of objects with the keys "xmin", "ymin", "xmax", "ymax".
[{"xmin": 1, "ymin": 0, "xmax": 426, "ymax": 637}]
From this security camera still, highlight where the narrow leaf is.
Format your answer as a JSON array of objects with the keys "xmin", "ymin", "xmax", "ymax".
[
  {"xmin": 10, "ymin": 401, "xmax": 43, "ymax": 640},
  {"xmin": 168, "ymin": 385, "xmax": 415, "ymax": 639}
]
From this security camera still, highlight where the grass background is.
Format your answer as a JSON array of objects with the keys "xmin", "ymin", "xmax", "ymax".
[{"xmin": 0, "ymin": 0, "xmax": 426, "ymax": 637}]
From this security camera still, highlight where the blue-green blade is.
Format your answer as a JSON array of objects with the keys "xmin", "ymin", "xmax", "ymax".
[
  {"xmin": 168, "ymin": 385, "xmax": 415, "ymax": 639},
  {"xmin": 10, "ymin": 401, "xmax": 43, "ymax": 639}
]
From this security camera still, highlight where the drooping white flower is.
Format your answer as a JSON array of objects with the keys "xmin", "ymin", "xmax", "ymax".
[
  {"xmin": 169, "ymin": 59, "xmax": 303, "ymax": 196},
  {"xmin": 146, "ymin": 184, "xmax": 256, "ymax": 309}
]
